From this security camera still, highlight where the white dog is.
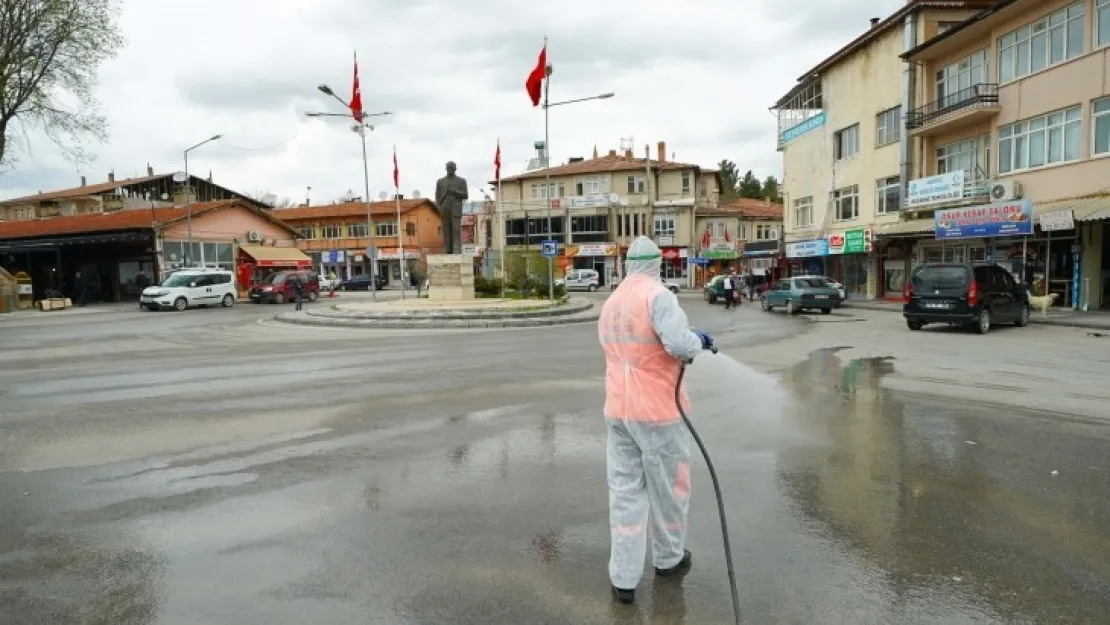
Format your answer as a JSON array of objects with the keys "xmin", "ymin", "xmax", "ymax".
[{"xmin": 1027, "ymin": 292, "xmax": 1058, "ymax": 317}]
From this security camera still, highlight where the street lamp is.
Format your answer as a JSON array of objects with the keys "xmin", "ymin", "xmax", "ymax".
[
  {"xmin": 184, "ymin": 134, "xmax": 222, "ymax": 266},
  {"xmin": 307, "ymin": 83, "xmax": 392, "ymax": 301},
  {"xmin": 542, "ymin": 74, "xmax": 615, "ymax": 299}
]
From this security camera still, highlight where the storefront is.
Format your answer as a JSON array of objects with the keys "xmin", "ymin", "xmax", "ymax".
[
  {"xmin": 237, "ymin": 245, "xmax": 313, "ymax": 296},
  {"xmin": 692, "ymin": 243, "xmax": 740, "ymax": 287},
  {"xmin": 785, "ymin": 239, "xmax": 828, "ymax": 276},
  {"xmin": 377, "ymin": 247, "xmax": 422, "ymax": 285},
  {"xmin": 741, "ymin": 241, "xmax": 779, "ymax": 287},
  {"xmin": 660, "ymin": 247, "xmax": 689, "ymax": 285},
  {"xmin": 566, "ymin": 243, "xmax": 618, "ymax": 286},
  {"xmin": 825, "ymin": 228, "xmax": 872, "ymax": 299}
]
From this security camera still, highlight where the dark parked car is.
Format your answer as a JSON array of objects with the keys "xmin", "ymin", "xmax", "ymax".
[
  {"xmin": 249, "ymin": 271, "xmax": 320, "ymax": 304},
  {"xmin": 903, "ymin": 263, "xmax": 1030, "ymax": 334},
  {"xmin": 337, "ymin": 275, "xmax": 386, "ymax": 291}
]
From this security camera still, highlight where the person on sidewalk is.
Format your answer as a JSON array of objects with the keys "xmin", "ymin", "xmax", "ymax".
[
  {"xmin": 597, "ymin": 236, "xmax": 714, "ymax": 605},
  {"xmin": 293, "ymin": 274, "xmax": 305, "ymax": 311},
  {"xmin": 722, "ymin": 273, "xmax": 735, "ymax": 310}
]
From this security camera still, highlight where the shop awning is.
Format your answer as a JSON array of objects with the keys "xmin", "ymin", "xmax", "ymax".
[
  {"xmin": 1034, "ymin": 194, "xmax": 1110, "ymax": 223},
  {"xmin": 239, "ymin": 245, "xmax": 312, "ymax": 267},
  {"xmin": 877, "ymin": 219, "xmax": 935, "ymax": 237}
]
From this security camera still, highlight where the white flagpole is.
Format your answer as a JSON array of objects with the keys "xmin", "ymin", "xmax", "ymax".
[
  {"xmin": 498, "ymin": 162, "xmax": 505, "ymax": 299},
  {"xmin": 395, "ymin": 144, "xmax": 405, "ymax": 300}
]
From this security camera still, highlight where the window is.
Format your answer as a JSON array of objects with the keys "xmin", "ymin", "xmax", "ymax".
[
  {"xmin": 834, "ymin": 124, "xmax": 859, "ymax": 159},
  {"xmin": 575, "ymin": 177, "xmax": 609, "ymax": 196},
  {"xmin": 681, "ymin": 172, "xmax": 692, "ymax": 194},
  {"xmin": 1094, "ymin": 97, "xmax": 1110, "ymax": 156},
  {"xmin": 755, "ymin": 224, "xmax": 776, "ymax": 241},
  {"xmin": 376, "ymin": 221, "xmax": 398, "ymax": 237},
  {"xmin": 320, "ymin": 224, "xmax": 341, "ymax": 239},
  {"xmin": 570, "ymin": 215, "xmax": 607, "ymax": 233},
  {"xmin": 998, "ymin": 3, "xmax": 1084, "ymax": 83},
  {"xmin": 713, "ymin": 222, "xmax": 725, "ymax": 238},
  {"xmin": 876, "ymin": 176, "xmax": 901, "ymax": 214},
  {"xmin": 626, "ymin": 175, "xmax": 646, "ymax": 194},
  {"xmin": 832, "ymin": 185, "xmax": 859, "ymax": 221},
  {"xmin": 653, "ymin": 214, "xmax": 676, "ymax": 237},
  {"xmin": 406, "ymin": 221, "xmax": 416, "ymax": 236},
  {"xmin": 296, "ymin": 226, "xmax": 315, "ymax": 239},
  {"xmin": 793, "ymin": 196, "xmax": 813, "ymax": 228},
  {"xmin": 530, "ymin": 182, "xmax": 561, "ymax": 200},
  {"xmin": 936, "ymin": 138, "xmax": 983, "ymax": 176},
  {"xmin": 936, "ymin": 49, "xmax": 988, "ymax": 107},
  {"xmin": 346, "ymin": 222, "xmax": 367, "ymax": 238},
  {"xmin": 876, "ymin": 107, "xmax": 901, "ymax": 146},
  {"xmin": 998, "ymin": 106, "xmax": 1081, "ymax": 173},
  {"xmin": 1100, "ymin": 0, "xmax": 1110, "ymax": 48},
  {"xmin": 937, "ymin": 21, "xmax": 961, "ymax": 34},
  {"xmin": 737, "ymin": 223, "xmax": 748, "ymax": 240}
]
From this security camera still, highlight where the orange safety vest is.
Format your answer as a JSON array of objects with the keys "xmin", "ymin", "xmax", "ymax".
[{"xmin": 598, "ymin": 274, "xmax": 689, "ymax": 422}]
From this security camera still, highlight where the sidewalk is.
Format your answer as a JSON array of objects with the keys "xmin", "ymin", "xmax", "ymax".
[{"xmin": 841, "ymin": 299, "xmax": 1110, "ymax": 331}]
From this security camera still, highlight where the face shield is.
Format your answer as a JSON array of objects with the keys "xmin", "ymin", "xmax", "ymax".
[{"xmin": 625, "ymin": 236, "xmax": 662, "ymax": 277}]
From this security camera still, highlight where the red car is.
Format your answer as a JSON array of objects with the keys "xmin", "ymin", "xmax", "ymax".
[{"xmin": 249, "ymin": 271, "xmax": 320, "ymax": 304}]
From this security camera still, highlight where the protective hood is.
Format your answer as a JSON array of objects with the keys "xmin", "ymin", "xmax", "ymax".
[{"xmin": 625, "ymin": 236, "xmax": 662, "ymax": 277}]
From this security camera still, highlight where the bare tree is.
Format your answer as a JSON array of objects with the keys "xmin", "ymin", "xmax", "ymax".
[
  {"xmin": 247, "ymin": 189, "xmax": 295, "ymax": 208},
  {"xmin": 0, "ymin": 0, "xmax": 124, "ymax": 167}
]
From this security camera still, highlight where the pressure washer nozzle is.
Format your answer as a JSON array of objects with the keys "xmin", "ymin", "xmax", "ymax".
[{"xmin": 709, "ymin": 346, "xmax": 718, "ymax": 354}]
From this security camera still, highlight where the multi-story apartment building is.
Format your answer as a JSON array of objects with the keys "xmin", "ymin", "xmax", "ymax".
[
  {"xmin": 491, "ymin": 140, "xmax": 721, "ymax": 287},
  {"xmin": 772, "ymin": 0, "xmax": 993, "ymax": 300},
  {"xmin": 692, "ymin": 199, "xmax": 784, "ymax": 284},
  {"xmin": 273, "ymin": 198, "xmax": 443, "ymax": 283},
  {"xmin": 898, "ymin": 0, "xmax": 1110, "ymax": 310}
]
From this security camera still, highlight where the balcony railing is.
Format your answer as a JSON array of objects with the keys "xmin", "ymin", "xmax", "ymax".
[{"xmin": 906, "ymin": 84, "xmax": 999, "ymax": 130}]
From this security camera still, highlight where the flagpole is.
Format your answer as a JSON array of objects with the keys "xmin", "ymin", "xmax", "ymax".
[
  {"xmin": 497, "ymin": 140, "xmax": 505, "ymax": 299},
  {"xmin": 360, "ymin": 120, "xmax": 377, "ymax": 303},
  {"xmin": 395, "ymin": 145, "xmax": 405, "ymax": 300},
  {"xmin": 543, "ymin": 34, "xmax": 554, "ymax": 300}
]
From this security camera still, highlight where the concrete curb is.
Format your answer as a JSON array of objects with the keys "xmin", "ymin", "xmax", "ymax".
[
  {"xmin": 311, "ymin": 298, "xmax": 592, "ymax": 321},
  {"xmin": 840, "ymin": 300, "xmax": 1110, "ymax": 331},
  {"xmin": 272, "ymin": 298, "xmax": 598, "ymax": 329}
]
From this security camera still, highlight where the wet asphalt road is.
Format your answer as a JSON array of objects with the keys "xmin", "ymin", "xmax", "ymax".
[{"xmin": 2, "ymin": 296, "xmax": 1110, "ymax": 624}]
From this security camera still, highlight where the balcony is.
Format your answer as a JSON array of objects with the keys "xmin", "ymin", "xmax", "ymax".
[{"xmin": 906, "ymin": 84, "xmax": 1000, "ymax": 136}]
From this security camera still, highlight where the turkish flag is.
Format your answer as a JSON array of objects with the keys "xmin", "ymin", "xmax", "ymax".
[
  {"xmin": 526, "ymin": 45, "xmax": 547, "ymax": 106},
  {"xmin": 724, "ymin": 227, "xmax": 731, "ymax": 243},
  {"xmin": 494, "ymin": 140, "xmax": 501, "ymax": 182},
  {"xmin": 701, "ymin": 226, "xmax": 711, "ymax": 248},
  {"xmin": 393, "ymin": 146, "xmax": 399, "ymax": 190},
  {"xmin": 350, "ymin": 52, "xmax": 363, "ymax": 123}
]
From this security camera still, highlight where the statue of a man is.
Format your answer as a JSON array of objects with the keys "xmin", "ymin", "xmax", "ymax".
[{"xmin": 434, "ymin": 161, "xmax": 468, "ymax": 254}]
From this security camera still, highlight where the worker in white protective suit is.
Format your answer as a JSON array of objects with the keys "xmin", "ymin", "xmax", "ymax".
[{"xmin": 597, "ymin": 236, "xmax": 714, "ymax": 604}]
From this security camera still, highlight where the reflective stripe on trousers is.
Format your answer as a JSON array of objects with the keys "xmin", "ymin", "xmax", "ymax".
[{"xmin": 607, "ymin": 418, "xmax": 691, "ymax": 590}]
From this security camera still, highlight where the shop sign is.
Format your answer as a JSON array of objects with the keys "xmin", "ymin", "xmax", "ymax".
[
  {"xmin": 703, "ymin": 242, "xmax": 737, "ymax": 259},
  {"xmin": 461, "ymin": 214, "xmax": 475, "ymax": 226},
  {"xmin": 377, "ymin": 249, "xmax": 422, "ymax": 260},
  {"xmin": 785, "ymin": 239, "xmax": 829, "ymax": 258},
  {"xmin": 566, "ymin": 243, "xmax": 618, "ymax": 257},
  {"xmin": 661, "ymin": 247, "xmax": 687, "ymax": 260},
  {"xmin": 324, "ymin": 249, "xmax": 345, "ymax": 263},
  {"xmin": 906, "ymin": 171, "xmax": 965, "ymax": 208},
  {"xmin": 565, "ymin": 195, "xmax": 609, "ymax": 209},
  {"xmin": 781, "ymin": 111, "xmax": 826, "ymax": 144},
  {"xmin": 828, "ymin": 228, "xmax": 868, "ymax": 254},
  {"xmin": 935, "ymin": 198, "xmax": 1033, "ymax": 239},
  {"xmin": 1038, "ymin": 209, "xmax": 1074, "ymax": 232},
  {"xmin": 461, "ymin": 244, "xmax": 479, "ymax": 257}
]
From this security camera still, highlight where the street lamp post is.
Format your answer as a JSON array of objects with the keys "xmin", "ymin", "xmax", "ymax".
[
  {"xmin": 307, "ymin": 84, "xmax": 391, "ymax": 301},
  {"xmin": 542, "ymin": 68, "xmax": 614, "ymax": 299},
  {"xmin": 184, "ymin": 134, "xmax": 222, "ymax": 266}
]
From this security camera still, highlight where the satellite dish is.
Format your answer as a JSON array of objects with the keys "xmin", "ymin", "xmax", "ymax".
[
  {"xmin": 172, "ymin": 171, "xmax": 187, "ymax": 183},
  {"xmin": 378, "ymin": 191, "xmax": 388, "ymax": 200},
  {"xmin": 160, "ymin": 193, "xmax": 169, "ymax": 200},
  {"xmin": 412, "ymin": 190, "xmax": 421, "ymax": 199},
  {"xmin": 608, "ymin": 193, "xmax": 619, "ymax": 203},
  {"xmin": 261, "ymin": 193, "xmax": 278, "ymax": 206}
]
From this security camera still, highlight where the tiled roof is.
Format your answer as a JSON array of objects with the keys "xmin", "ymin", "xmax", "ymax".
[
  {"xmin": 494, "ymin": 154, "xmax": 705, "ymax": 184},
  {"xmin": 702, "ymin": 198, "xmax": 784, "ymax": 219},
  {"xmin": 0, "ymin": 173, "xmax": 169, "ymax": 205},
  {"xmin": 0, "ymin": 200, "xmax": 287, "ymax": 240},
  {"xmin": 273, "ymin": 199, "xmax": 434, "ymax": 221}
]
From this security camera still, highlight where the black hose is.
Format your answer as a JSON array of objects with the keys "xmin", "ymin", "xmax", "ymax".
[{"xmin": 677, "ymin": 356, "xmax": 742, "ymax": 625}]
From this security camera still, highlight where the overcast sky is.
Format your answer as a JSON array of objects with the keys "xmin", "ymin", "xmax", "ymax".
[{"xmin": 0, "ymin": 0, "xmax": 907, "ymax": 204}]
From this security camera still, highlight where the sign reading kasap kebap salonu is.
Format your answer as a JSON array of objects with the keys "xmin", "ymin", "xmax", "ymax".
[{"xmin": 934, "ymin": 199, "xmax": 1033, "ymax": 239}]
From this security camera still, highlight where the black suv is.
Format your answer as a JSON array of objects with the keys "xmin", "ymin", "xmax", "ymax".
[{"xmin": 903, "ymin": 263, "xmax": 1030, "ymax": 334}]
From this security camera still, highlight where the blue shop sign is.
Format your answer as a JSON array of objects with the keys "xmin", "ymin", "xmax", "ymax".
[
  {"xmin": 935, "ymin": 199, "xmax": 1033, "ymax": 239},
  {"xmin": 785, "ymin": 239, "xmax": 829, "ymax": 258},
  {"xmin": 781, "ymin": 112, "xmax": 827, "ymax": 144}
]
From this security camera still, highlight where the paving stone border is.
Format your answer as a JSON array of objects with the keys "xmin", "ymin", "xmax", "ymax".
[{"xmin": 273, "ymin": 298, "xmax": 599, "ymax": 329}]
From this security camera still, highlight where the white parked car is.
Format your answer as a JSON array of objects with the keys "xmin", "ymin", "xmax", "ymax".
[
  {"xmin": 140, "ymin": 269, "xmax": 237, "ymax": 311},
  {"xmin": 661, "ymin": 279, "xmax": 683, "ymax": 294},
  {"xmin": 556, "ymin": 269, "xmax": 601, "ymax": 291}
]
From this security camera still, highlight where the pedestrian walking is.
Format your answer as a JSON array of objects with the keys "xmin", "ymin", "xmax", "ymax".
[
  {"xmin": 293, "ymin": 273, "xmax": 305, "ymax": 311},
  {"xmin": 730, "ymin": 271, "xmax": 742, "ymax": 309},
  {"xmin": 722, "ymin": 273, "xmax": 735, "ymax": 309},
  {"xmin": 597, "ymin": 236, "xmax": 712, "ymax": 605}
]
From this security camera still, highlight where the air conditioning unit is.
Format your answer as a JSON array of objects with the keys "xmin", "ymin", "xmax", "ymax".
[
  {"xmin": 247, "ymin": 230, "xmax": 262, "ymax": 242},
  {"xmin": 989, "ymin": 180, "xmax": 1022, "ymax": 202}
]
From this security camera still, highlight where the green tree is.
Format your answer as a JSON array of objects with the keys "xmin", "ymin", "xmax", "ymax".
[
  {"xmin": 761, "ymin": 176, "xmax": 782, "ymax": 203},
  {"xmin": 738, "ymin": 170, "xmax": 763, "ymax": 199},
  {"xmin": 0, "ymin": 0, "xmax": 125, "ymax": 167},
  {"xmin": 717, "ymin": 159, "xmax": 740, "ymax": 200}
]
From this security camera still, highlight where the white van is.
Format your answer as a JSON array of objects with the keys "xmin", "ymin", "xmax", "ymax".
[
  {"xmin": 141, "ymin": 269, "xmax": 237, "ymax": 311},
  {"xmin": 558, "ymin": 269, "xmax": 601, "ymax": 291}
]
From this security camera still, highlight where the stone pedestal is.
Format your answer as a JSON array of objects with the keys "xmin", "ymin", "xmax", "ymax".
[{"xmin": 427, "ymin": 254, "xmax": 475, "ymax": 301}]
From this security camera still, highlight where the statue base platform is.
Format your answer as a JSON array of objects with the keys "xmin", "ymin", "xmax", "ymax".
[{"xmin": 426, "ymin": 254, "xmax": 475, "ymax": 302}]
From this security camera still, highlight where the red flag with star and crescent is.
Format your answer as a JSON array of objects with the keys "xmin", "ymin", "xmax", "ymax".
[
  {"xmin": 349, "ymin": 52, "xmax": 363, "ymax": 123},
  {"xmin": 393, "ymin": 146, "xmax": 399, "ymax": 190},
  {"xmin": 494, "ymin": 140, "xmax": 501, "ymax": 183},
  {"xmin": 526, "ymin": 44, "xmax": 547, "ymax": 106}
]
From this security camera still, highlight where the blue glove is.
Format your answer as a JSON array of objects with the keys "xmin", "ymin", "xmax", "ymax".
[{"xmin": 693, "ymin": 329, "xmax": 713, "ymax": 350}]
